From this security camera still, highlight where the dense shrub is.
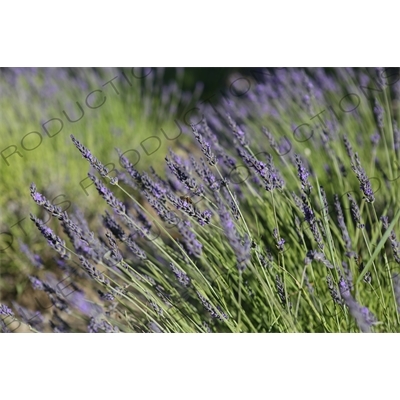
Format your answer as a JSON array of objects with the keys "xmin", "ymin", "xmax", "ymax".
[{"xmin": 2, "ymin": 67, "xmax": 400, "ymax": 333}]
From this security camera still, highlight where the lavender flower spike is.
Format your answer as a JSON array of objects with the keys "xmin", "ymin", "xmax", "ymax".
[
  {"xmin": 169, "ymin": 263, "xmax": 191, "ymax": 287},
  {"xmin": 196, "ymin": 291, "xmax": 228, "ymax": 321},
  {"xmin": 30, "ymin": 183, "xmax": 64, "ymax": 218},
  {"xmin": 30, "ymin": 214, "xmax": 68, "ymax": 258},
  {"xmin": 295, "ymin": 154, "xmax": 312, "ymax": 194},
  {"xmin": 79, "ymin": 255, "xmax": 110, "ymax": 285},
  {"xmin": 237, "ymin": 147, "xmax": 284, "ymax": 191},
  {"xmin": 339, "ymin": 278, "xmax": 376, "ymax": 332},
  {"xmin": 191, "ymin": 124, "xmax": 217, "ymax": 166},
  {"xmin": 275, "ymin": 275, "xmax": 291, "ymax": 309},
  {"xmin": 165, "ymin": 150, "xmax": 204, "ymax": 196},
  {"xmin": 381, "ymin": 216, "xmax": 400, "ymax": 263},
  {"xmin": 273, "ymin": 228, "xmax": 285, "ymax": 252},
  {"xmin": 70, "ymin": 134, "xmax": 109, "ymax": 177},
  {"xmin": 347, "ymin": 194, "xmax": 364, "ymax": 229},
  {"xmin": 216, "ymin": 195, "xmax": 251, "ymax": 271},
  {"xmin": 351, "ymin": 153, "xmax": 375, "ymax": 203},
  {"xmin": 0, "ymin": 304, "xmax": 14, "ymax": 317},
  {"xmin": 227, "ymin": 114, "xmax": 248, "ymax": 146},
  {"xmin": 343, "ymin": 135, "xmax": 354, "ymax": 159},
  {"xmin": 88, "ymin": 173, "xmax": 126, "ymax": 215}
]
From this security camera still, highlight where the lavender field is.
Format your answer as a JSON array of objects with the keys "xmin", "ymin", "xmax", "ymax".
[{"xmin": 1, "ymin": 67, "xmax": 400, "ymax": 333}]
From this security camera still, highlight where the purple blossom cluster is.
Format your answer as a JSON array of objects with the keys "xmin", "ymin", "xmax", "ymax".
[
  {"xmin": 196, "ymin": 291, "xmax": 228, "ymax": 321},
  {"xmin": 190, "ymin": 156, "xmax": 220, "ymax": 192},
  {"xmin": 295, "ymin": 154, "xmax": 312, "ymax": 194},
  {"xmin": 381, "ymin": 216, "xmax": 400, "ymax": 263},
  {"xmin": 272, "ymin": 228, "xmax": 285, "ymax": 252},
  {"xmin": 326, "ymin": 275, "xmax": 343, "ymax": 305},
  {"xmin": 0, "ymin": 304, "xmax": 14, "ymax": 317},
  {"xmin": 71, "ymin": 134, "xmax": 109, "ymax": 177},
  {"xmin": 5, "ymin": 68, "xmax": 400, "ymax": 333},
  {"xmin": 237, "ymin": 147, "xmax": 284, "ymax": 191},
  {"xmin": 304, "ymin": 250, "xmax": 334, "ymax": 269},
  {"xmin": 190, "ymin": 124, "xmax": 217, "ymax": 166},
  {"xmin": 216, "ymin": 194, "xmax": 251, "ymax": 272},
  {"xmin": 89, "ymin": 173, "xmax": 126, "ymax": 215},
  {"xmin": 339, "ymin": 278, "xmax": 376, "ymax": 333},
  {"xmin": 227, "ymin": 114, "xmax": 248, "ymax": 146},
  {"xmin": 169, "ymin": 263, "xmax": 191, "ymax": 287},
  {"xmin": 347, "ymin": 193, "xmax": 365, "ymax": 229},
  {"xmin": 351, "ymin": 153, "xmax": 375, "ymax": 203},
  {"xmin": 165, "ymin": 150, "xmax": 205, "ymax": 197},
  {"xmin": 30, "ymin": 214, "xmax": 68, "ymax": 258},
  {"xmin": 299, "ymin": 195, "xmax": 324, "ymax": 250},
  {"xmin": 275, "ymin": 275, "xmax": 291, "ymax": 309}
]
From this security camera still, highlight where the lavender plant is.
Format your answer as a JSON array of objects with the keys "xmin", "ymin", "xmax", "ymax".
[{"xmin": 4, "ymin": 67, "xmax": 400, "ymax": 333}]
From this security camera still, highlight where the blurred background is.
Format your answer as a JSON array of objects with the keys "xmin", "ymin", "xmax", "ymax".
[{"xmin": 0, "ymin": 67, "xmax": 260, "ymax": 303}]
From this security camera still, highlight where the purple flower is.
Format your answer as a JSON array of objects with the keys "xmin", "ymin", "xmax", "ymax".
[
  {"xmin": 12, "ymin": 302, "xmax": 43, "ymax": 331},
  {"xmin": 262, "ymin": 127, "xmax": 279, "ymax": 152},
  {"xmin": 343, "ymin": 135, "xmax": 355, "ymax": 159},
  {"xmin": 176, "ymin": 220, "xmax": 203, "ymax": 258},
  {"xmin": 149, "ymin": 322, "xmax": 163, "ymax": 333},
  {"xmin": 197, "ymin": 291, "xmax": 228, "ymax": 321},
  {"xmin": 191, "ymin": 124, "xmax": 217, "ymax": 166},
  {"xmin": 191, "ymin": 156, "xmax": 221, "ymax": 192},
  {"xmin": 347, "ymin": 193, "xmax": 364, "ymax": 229},
  {"xmin": 140, "ymin": 173, "xmax": 167, "ymax": 200},
  {"xmin": 300, "ymin": 195, "xmax": 324, "ymax": 250},
  {"xmin": 227, "ymin": 114, "xmax": 248, "ymax": 146},
  {"xmin": 79, "ymin": 255, "xmax": 109, "ymax": 285},
  {"xmin": 216, "ymin": 195, "xmax": 251, "ymax": 271},
  {"xmin": 98, "ymin": 290, "xmax": 115, "ymax": 301},
  {"xmin": 117, "ymin": 148, "xmax": 142, "ymax": 183},
  {"xmin": 295, "ymin": 154, "xmax": 312, "ymax": 194},
  {"xmin": 30, "ymin": 214, "xmax": 68, "ymax": 258},
  {"xmin": 165, "ymin": 192, "xmax": 211, "ymax": 226},
  {"xmin": 125, "ymin": 235, "xmax": 147, "ymax": 260},
  {"xmin": 381, "ymin": 216, "xmax": 400, "ymax": 263},
  {"xmin": 28, "ymin": 275, "xmax": 45, "ymax": 291},
  {"xmin": 71, "ymin": 135, "xmax": 109, "ymax": 177},
  {"xmin": 339, "ymin": 277, "xmax": 376, "ymax": 332},
  {"xmin": 88, "ymin": 317, "xmax": 119, "ymax": 333},
  {"xmin": 237, "ymin": 147, "xmax": 284, "ymax": 191},
  {"xmin": 89, "ymin": 173, "xmax": 126, "ymax": 215},
  {"xmin": 304, "ymin": 250, "xmax": 333, "ymax": 269},
  {"xmin": 0, "ymin": 304, "xmax": 13, "ymax": 317},
  {"xmin": 351, "ymin": 153, "xmax": 375, "ymax": 203},
  {"xmin": 68, "ymin": 291, "xmax": 103, "ymax": 317},
  {"xmin": 19, "ymin": 240, "xmax": 43, "ymax": 269},
  {"xmin": 103, "ymin": 211, "xmax": 127, "ymax": 241},
  {"xmin": 275, "ymin": 275, "xmax": 291, "ymax": 309},
  {"xmin": 30, "ymin": 183, "xmax": 63, "ymax": 217},
  {"xmin": 165, "ymin": 150, "xmax": 204, "ymax": 197},
  {"xmin": 370, "ymin": 132, "xmax": 380, "ymax": 146},
  {"xmin": 169, "ymin": 263, "xmax": 191, "ymax": 287},
  {"xmin": 326, "ymin": 276, "xmax": 343, "ymax": 305},
  {"xmin": 272, "ymin": 228, "xmax": 285, "ymax": 252}
]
